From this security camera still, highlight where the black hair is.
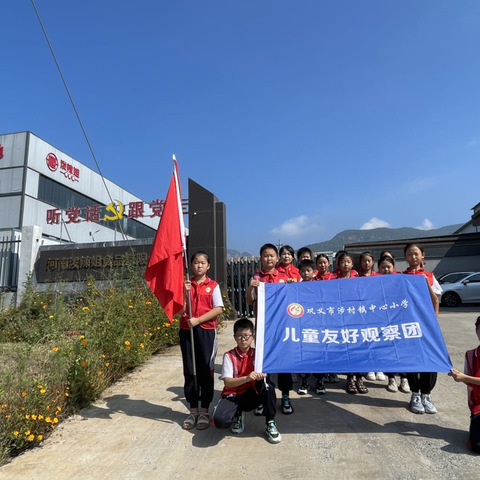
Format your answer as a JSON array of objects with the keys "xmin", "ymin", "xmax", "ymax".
[
  {"xmin": 360, "ymin": 251, "xmax": 374, "ymax": 262},
  {"xmin": 335, "ymin": 249, "xmax": 348, "ymax": 259},
  {"xmin": 315, "ymin": 253, "xmax": 330, "ymax": 263},
  {"xmin": 190, "ymin": 251, "xmax": 210, "ymax": 264},
  {"xmin": 298, "ymin": 259, "xmax": 315, "ymax": 271},
  {"xmin": 296, "ymin": 246, "xmax": 313, "ymax": 259},
  {"xmin": 234, "ymin": 317, "xmax": 254, "ymax": 334},
  {"xmin": 260, "ymin": 243, "xmax": 278, "ymax": 255},
  {"xmin": 380, "ymin": 250, "xmax": 395, "ymax": 261},
  {"xmin": 378, "ymin": 255, "xmax": 395, "ymax": 269},
  {"xmin": 279, "ymin": 245, "xmax": 295, "ymax": 257},
  {"xmin": 404, "ymin": 243, "xmax": 425, "ymax": 255},
  {"xmin": 336, "ymin": 252, "xmax": 353, "ymax": 263}
]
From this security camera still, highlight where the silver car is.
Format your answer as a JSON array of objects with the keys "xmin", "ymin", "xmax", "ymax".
[{"xmin": 439, "ymin": 272, "xmax": 480, "ymax": 307}]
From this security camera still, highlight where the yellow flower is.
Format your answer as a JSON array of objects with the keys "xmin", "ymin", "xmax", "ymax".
[
  {"xmin": 46, "ymin": 406, "xmax": 50, "ymax": 411},
  {"xmin": 32, "ymin": 414, "xmax": 37, "ymax": 420},
  {"xmin": 105, "ymin": 362, "xmax": 110, "ymax": 367},
  {"xmin": 1, "ymin": 404, "xmax": 6, "ymax": 409},
  {"xmin": 22, "ymin": 391, "xmax": 27, "ymax": 397},
  {"xmin": 25, "ymin": 430, "xmax": 31, "ymax": 435},
  {"xmin": 40, "ymin": 389, "xmax": 46, "ymax": 394},
  {"xmin": 53, "ymin": 417, "xmax": 59, "ymax": 424},
  {"xmin": 128, "ymin": 305, "xmax": 134, "ymax": 309},
  {"xmin": 28, "ymin": 434, "xmax": 35, "ymax": 442},
  {"xmin": 52, "ymin": 347, "xmax": 59, "ymax": 352},
  {"xmin": 124, "ymin": 340, "xmax": 130, "ymax": 346},
  {"xmin": 46, "ymin": 417, "xmax": 52, "ymax": 423},
  {"xmin": 38, "ymin": 415, "xmax": 44, "ymax": 420},
  {"xmin": 49, "ymin": 315, "xmax": 54, "ymax": 319},
  {"xmin": 65, "ymin": 392, "xmax": 70, "ymax": 397},
  {"xmin": 140, "ymin": 343, "xmax": 145, "ymax": 349},
  {"xmin": 81, "ymin": 340, "xmax": 87, "ymax": 346},
  {"xmin": 81, "ymin": 361, "xmax": 87, "ymax": 367},
  {"xmin": 13, "ymin": 431, "xmax": 19, "ymax": 436},
  {"xmin": 98, "ymin": 370, "xmax": 103, "ymax": 375},
  {"xmin": 25, "ymin": 414, "xmax": 30, "ymax": 419},
  {"xmin": 37, "ymin": 435, "xmax": 43, "ymax": 441},
  {"xmin": 57, "ymin": 406, "xmax": 62, "ymax": 412},
  {"xmin": 101, "ymin": 354, "xmax": 106, "ymax": 359},
  {"xmin": 82, "ymin": 307, "xmax": 89, "ymax": 311}
]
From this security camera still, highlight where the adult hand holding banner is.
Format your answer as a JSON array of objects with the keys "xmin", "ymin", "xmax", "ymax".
[{"xmin": 254, "ymin": 275, "xmax": 452, "ymax": 374}]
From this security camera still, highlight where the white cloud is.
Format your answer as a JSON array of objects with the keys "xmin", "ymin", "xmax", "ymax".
[
  {"xmin": 360, "ymin": 217, "xmax": 391, "ymax": 230},
  {"xmin": 416, "ymin": 218, "xmax": 434, "ymax": 230},
  {"xmin": 270, "ymin": 215, "xmax": 318, "ymax": 237}
]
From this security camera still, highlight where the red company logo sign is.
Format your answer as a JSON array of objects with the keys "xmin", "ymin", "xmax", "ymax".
[
  {"xmin": 0, "ymin": 144, "xmax": 4, "ymax": 160},
  {"xmin": 46, "ymin": 153, "xmax": 80, "ymax": 182},
  {"xmin": 287, "ymin": 303, "xmax": 304, "ymax": 318}
]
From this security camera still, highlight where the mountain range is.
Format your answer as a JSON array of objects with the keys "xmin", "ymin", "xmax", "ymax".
[{"xmin": 227, "ymin": 224, "xmax": 464, "ymax": 259}]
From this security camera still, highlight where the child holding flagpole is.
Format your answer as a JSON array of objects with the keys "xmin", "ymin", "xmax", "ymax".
[{"xmin": 179, "ymin": 251, "xmax": 224, "ymax": 430}]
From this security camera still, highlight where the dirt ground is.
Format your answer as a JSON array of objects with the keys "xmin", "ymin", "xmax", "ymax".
[{"xmin": 2, "ymin": 307, "xmax": 480, "ymax": 480}]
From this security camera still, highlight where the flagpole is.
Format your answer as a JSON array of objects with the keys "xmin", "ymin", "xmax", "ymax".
[{"xmin": 173, "ymin": 156, "xmax": 198, "ymax": 392}]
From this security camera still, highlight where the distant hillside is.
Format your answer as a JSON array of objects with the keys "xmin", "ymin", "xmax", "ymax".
[
  {"xmin": 227, "ymin": 224, "xmax": 464, "ymax": 258},
  {"xmin": 306, "ymin": 224, "xmax": 464, "ymax": 253}
]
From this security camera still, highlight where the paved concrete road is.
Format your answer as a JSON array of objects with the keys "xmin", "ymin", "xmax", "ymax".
[{"xmin": 2, "ymin": 307, "xmax": 480, "ymax": 480}]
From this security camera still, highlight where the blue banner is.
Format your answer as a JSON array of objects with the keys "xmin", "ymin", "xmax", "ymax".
[{"xmin": 255, "ymin": 275, "xmax": 452, "ymax": 373}]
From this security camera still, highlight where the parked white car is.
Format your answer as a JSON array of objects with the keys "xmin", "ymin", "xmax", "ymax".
[{"xmin": 439, "ymin": 272, "xmax": 480, "ymax": 307}]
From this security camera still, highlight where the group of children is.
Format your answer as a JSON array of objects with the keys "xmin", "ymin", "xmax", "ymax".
[{"xmin": 177, "ymin": 246, "xmax": 480, "ymax": 452}]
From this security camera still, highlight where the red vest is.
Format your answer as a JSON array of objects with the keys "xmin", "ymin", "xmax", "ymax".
[
  {"xmin": 403, "ymin": 268, "xmax": 434, "ymax": 286},
  {"xmin": 465, "ymin": 347, "xmax": 480, "ymax": 415},
  {"xmin": 330, "ymin": 269, "xmax": 359, "ymax": 279},
  {"xmin": 277, "ymin": 263, "xmax": 302, "ymax": 282},
  {"xmin": 316, "ymin": 271, "xmax": 334, "ymax": 280},
  {"xmin": 253, "ymin": 268, "xmax": 288, "ymax": 284},
  {"xmin": 180, "ymin": 277, "xmax": 219, "ymax": 330},
  {"xmin": 221, "ymin": 347, "xmax": 256, "ymax": 396}
]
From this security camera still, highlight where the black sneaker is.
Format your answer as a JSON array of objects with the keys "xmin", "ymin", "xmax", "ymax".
[
  {"xmin": 315, "ymin": 381, "xmax": 326, "ymax": 395},
  {"xmin": 326, "ymin": 374, "xmax": 339, "ymax": 383},
  {"xmin": 298, "ymin": 380, "xmax": 309, "ymax": 395},
  {"xmin": 281, "ymin": 395, "xmax": 294, "ymax": 414}
]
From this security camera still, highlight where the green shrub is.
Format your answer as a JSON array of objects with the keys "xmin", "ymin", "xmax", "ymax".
[{"xmin": 0, "ymin": 261, "xmax": 181, "ymax": 465}]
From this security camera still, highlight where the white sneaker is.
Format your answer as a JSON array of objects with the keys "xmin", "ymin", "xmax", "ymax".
[
  {"xmin": 265, "ymin": 420, "xmax": 282, "ymax": 444},
  {"xmin": 410, "ymin": 392, "xmax": 425, "ymax": 414},
  {"xmin": 387, "ymin": 378, "xmax": 398, "ymax": 392},
  {"xmin": 231, "ymin": 412, "xmax": 245, "ymax": 434},
  {"xmin": 254, "ymin": 404, "xmax": 263, "ymax": 416},
  {"xmin": 422, "ymin": 394, "xmax": 437, "ymax": 414},
  {"xmin": 365, "ymin": 372, "xmax": 376, "ymax": 381},
  {"xmin": 399, "ymin": 378, "xmax": 411, "ymax": 393},
  {"xmin": 376, "ymin": 372, "xmax": 386, "ymax": 381}
]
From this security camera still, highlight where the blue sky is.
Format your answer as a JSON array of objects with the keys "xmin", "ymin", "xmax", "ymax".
[{"xmin": 3, "ymin": 1, "xmax": 480, "ymax": 254}]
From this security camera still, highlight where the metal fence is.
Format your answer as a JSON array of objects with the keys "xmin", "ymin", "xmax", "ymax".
[
  {"xmin": 0, "ymin": 231, "xmax": 21, "ymax": 291},
  {"xmin": 226, "ymin": 256, "xmax": 261, "ymax": 317}
]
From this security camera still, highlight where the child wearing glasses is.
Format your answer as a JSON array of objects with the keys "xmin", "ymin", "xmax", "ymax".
[{"xmin": 211, "ymin": 318, "xmax": 282, "ymax": 444}]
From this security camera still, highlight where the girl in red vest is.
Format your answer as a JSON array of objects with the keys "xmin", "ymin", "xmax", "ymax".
[
  {"xmin": 403, "ymin": 243, "xmax": 441, "ymax": 414},
  {"xmin": 277, "ymin": 245, "xmax": 302, "ymax": 282},
  {"xmin": 180, "ymin": 251, "xmax": 224, "ymax": 431},
  {"xmin": 449, "ymin": 316, "xmax": 480, "ymax": 452}
]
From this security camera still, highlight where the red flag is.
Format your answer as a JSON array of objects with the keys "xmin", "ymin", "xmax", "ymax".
[{"xmin": 145, "ymin": 157, "xmax": 186, "ymax": 322}]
